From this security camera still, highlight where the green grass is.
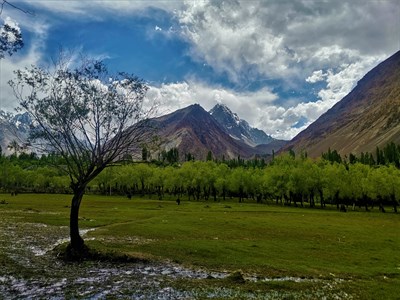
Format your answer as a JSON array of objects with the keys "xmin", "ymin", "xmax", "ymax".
[{"xmin": 1, "ymin": 193, "xmax": 400, "ymax": 298}]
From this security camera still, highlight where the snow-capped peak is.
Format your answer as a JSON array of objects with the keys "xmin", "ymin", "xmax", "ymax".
[{"xmin": 209, "ymin": 103, "xmax": 274, "ymax": 146}]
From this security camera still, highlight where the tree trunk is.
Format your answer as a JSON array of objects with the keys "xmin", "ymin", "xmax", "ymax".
[
  {"xmin": 391, "ymin": 194, "xmax": 398, "ymax": 213},
  {"xmin": 319, "ymin": 189, "xmax": 325, "ymax": 208},
  {"xmin": 309, "ymin": 193, "xmax": 314, "ymax": 208},
  {"xmin": 213, "ymin": 187, "xmax": 217, "ymax": 202},
  {"xmin": 70, "ymin": 187, "xmax": 85, "ymax": 251}
]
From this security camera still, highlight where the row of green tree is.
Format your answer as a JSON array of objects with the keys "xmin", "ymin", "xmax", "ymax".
[
  {"xmin": 144, "ymin": 142, "xmax": 400, "ymax": 169},
  {"xmin": 3, "ymin": 140, "xmax": 400, "ymax": 170},
  {"xmin": 321, "ymin": 142, "xmax": 400, "ymax": 167},
  {"xmin": 1, "ymin": 153, "xmax": 399, "ymax": 212}
]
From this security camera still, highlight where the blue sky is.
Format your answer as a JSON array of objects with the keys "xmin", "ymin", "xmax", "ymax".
[{"xmin": 1, "ymin": 0, "xmax": 399, "ymax": 139}]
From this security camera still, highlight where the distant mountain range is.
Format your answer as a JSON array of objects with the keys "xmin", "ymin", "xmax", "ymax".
[
  {"xmin": 283, "ymin": 50, "xmax": 400, "ymax": 157},
  {"xmin": 0, "ymin": 103, "xmax": 285, "ymax": 160},
  {"xmin": 143, "ymin": 104, "xmax": 285, "ymax": 161}
]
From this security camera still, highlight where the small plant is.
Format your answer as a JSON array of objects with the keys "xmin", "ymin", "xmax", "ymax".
[{"xmin": 226, "ymin": 271, "xmax": 246, "ymax": 284}]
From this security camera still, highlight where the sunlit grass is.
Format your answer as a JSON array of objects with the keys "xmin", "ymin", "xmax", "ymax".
[{"xmin": 1, "ymin": 193, "xmax": 399, "ymax": 298}]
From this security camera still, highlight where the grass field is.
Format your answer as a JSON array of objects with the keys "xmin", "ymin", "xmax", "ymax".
[{"xmin": 0, "ymin": 193, "xmax": 399, "ymax": 299}]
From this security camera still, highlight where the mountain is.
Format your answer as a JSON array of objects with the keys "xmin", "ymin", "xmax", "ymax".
[
  {"xmin": 0, "ymin": 111, "xmax": 31, "ymax": 155},
  {"xmin": 142, "ymin": 104, "xmax": 279, "ymax": 160},
  {"xmin": 283, "ymin": 50, "xmax": 400, "ymax": 157},
  {"xmin": 0, "ymin": 105, "xmax": 285, "ymax": 160},
  {"xmin": 209, "ymin": 103, "xmax": 275, "ymax": 146}
]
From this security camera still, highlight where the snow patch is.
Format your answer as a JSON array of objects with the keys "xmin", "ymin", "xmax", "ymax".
[{"xmin": 31, "ymin": 227, "xmax": 96, "ymax": 256}]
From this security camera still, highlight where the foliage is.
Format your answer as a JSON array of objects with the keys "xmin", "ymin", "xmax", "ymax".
[
  {"xmin": 2, "ymin": 148, "xmax": 400, "ymax": 213},
  {"xmin": 322, "ymin": 142, "xmax": 400, "ymax": 168},
  {"xmin": 159, "ymin": 148, "xmax": 179, "ymax": 164},
  {"xmin": 8, "ymin": 56, "xmax": 150, "ymax": 251},
  {"xmin": 321, "ymin": 148, "xmax": 342, "ymax": 164}
]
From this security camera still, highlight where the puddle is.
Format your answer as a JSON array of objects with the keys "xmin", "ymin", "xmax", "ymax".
[{"xmin": 0, "ymin": 216, "xmax": 351, "ymax": 299}]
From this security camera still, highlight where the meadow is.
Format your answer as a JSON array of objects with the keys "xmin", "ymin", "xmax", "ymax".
[{"xmin": 0, "ymin": 193, "xmax": 399, "ymax": 299}]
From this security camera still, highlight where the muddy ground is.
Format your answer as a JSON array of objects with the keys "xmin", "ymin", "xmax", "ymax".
[{"xmin": 0, "ymin": 214, "xmax": 350, "ymax": 299}]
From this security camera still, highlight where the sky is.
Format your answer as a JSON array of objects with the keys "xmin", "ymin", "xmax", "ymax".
[{"xmin": 0, "ymin": 0, "xmax": 399, "ymax": 140}]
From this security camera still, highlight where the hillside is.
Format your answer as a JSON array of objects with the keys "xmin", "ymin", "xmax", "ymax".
[
  {"xmin": 284, "ymin": 50, "xmax": 400, "ymax": 157},
  {"xmin": 142, "ymin": 104, "xmax": 277, "ymax": 160}
]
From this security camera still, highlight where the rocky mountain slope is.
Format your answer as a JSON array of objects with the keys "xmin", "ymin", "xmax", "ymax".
[
  {"xmin": 0, "ymin": 111, "xmax": 31, "ymax": 155},
  {"xmin": 209, "ymin": 103, "xmax": 275, "ymax": 146},
  {"xmin": 283, "ymin": 50, "xmax": 400, "ymax": 157},
  {"xmin": 143, "ymin": 104, "xmax": 282, "ymax": 160}
]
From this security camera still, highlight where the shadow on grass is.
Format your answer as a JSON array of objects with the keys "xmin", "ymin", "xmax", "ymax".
[{"xmin": 54, "ymin": 243, "xmax": 150, "ymax": 264}]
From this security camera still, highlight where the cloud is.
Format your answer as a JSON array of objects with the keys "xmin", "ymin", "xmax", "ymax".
[
  {"xmin": 146, "ymin": 80, "xmax": 278, "ymax": 119},
  {"xmin": 176, "ymin": 0, "xmax": 398, "ymax": 85},
  {"xmin": 1, "ymin": 49, "xmax": 42, "ymax": 112},
  {"xmin": 278, "ymin": 52, "xmax": 385, "ymax": 139},
  {"xmin": 176, "ymin": 1, "xmax": 292, "ymax": 83},
  {"xmin": 23, "ymin": 0, "xmax": 182, "ymax": 18},
  {"xmin": 286, "ymin": 1, "xmax": 400, "ymax": 59},
  {"xmin": 0, "ymin": 13, "xmax": 49, "ymax": 112},
  {"xmin": 14, "ymin": 1, "xmax": 398, "ymax": 90},
  {"xmin": 145, "ymin": 80, "xmax": 321, "ymax": 140},
  {"xmin": 306, "ymin": 70, "xmax": 326, "ymax": 84},
  {"xmin": 310, "ymin": 52, "xmax": 385, "ymax": 106}
]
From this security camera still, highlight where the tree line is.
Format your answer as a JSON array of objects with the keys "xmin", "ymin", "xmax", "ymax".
[
  {"xmin": 321, "ymin": 142, "xmax": 400, "ymax": 167},
  {"xmin": 1, "ymin": 149, "xmax": 399, "ymax": 213}
]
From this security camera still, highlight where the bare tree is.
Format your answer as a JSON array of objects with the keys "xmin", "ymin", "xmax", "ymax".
[{"xmin": 9, "ymin": 55, "xmax": 153, "ymax": 254}]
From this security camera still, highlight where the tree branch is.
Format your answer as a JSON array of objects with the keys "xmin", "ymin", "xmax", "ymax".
[{"xmin": 1, "ymin": 0, "xmax": 34, "ymax": 16}]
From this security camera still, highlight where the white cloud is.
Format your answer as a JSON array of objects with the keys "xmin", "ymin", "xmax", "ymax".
[
  {"xmin": 0, "ymin": 15, "xmax": 49, "ymax": 112},
  {"xmin": 23, "ymin": 0, "xmax": 182, "ymax": 18},
  {"xmin": 145, "ymin": 81, "xmax": 324, "ymax": 140},
  {"xmin": 146, "ymin": 80, "xmax": 278, "ymax": 120},
  {"xmin": 306, "ymin": 70, "xmax": 326, "ymax": 83},
  {"xmin": 252, "ymin": 101, "xmax": 320, "ymax": 140},
  {"xmin": 288, "ymin": 49, "xmax": 386, "ymax": 140},
  {"xmin": 176, "ymin": 1, "xmax": 292, "ymax": 83},
  {"xmin": 313, "ymin": 53, "xmax": 385, "ymax": 106},
  {"xmin": 0, "ymin": 49, "xmax": 42, "ymax": 111},
  {"xmin": 176, "ymin": 0, "xmax": 399, "ymax": 85}
]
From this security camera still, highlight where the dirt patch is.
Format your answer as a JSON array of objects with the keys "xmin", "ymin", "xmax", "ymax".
[{"xmin": 0, "ymin": 216, "xmax": 352, "ymax": 299}]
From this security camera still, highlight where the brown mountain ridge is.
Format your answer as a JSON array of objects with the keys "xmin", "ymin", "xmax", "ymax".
[
  {"xmin": 143, "ymin": 104, "xmax": 284, "ymax": 161},
  {"xmin": 284, "ymin": 50, "xmax": 400, "ymax": 157}
]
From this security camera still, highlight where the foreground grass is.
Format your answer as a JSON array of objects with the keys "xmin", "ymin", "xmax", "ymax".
[{"xmin": 0, "ymin": 193, "xmax": 399, "ymax": 298}]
